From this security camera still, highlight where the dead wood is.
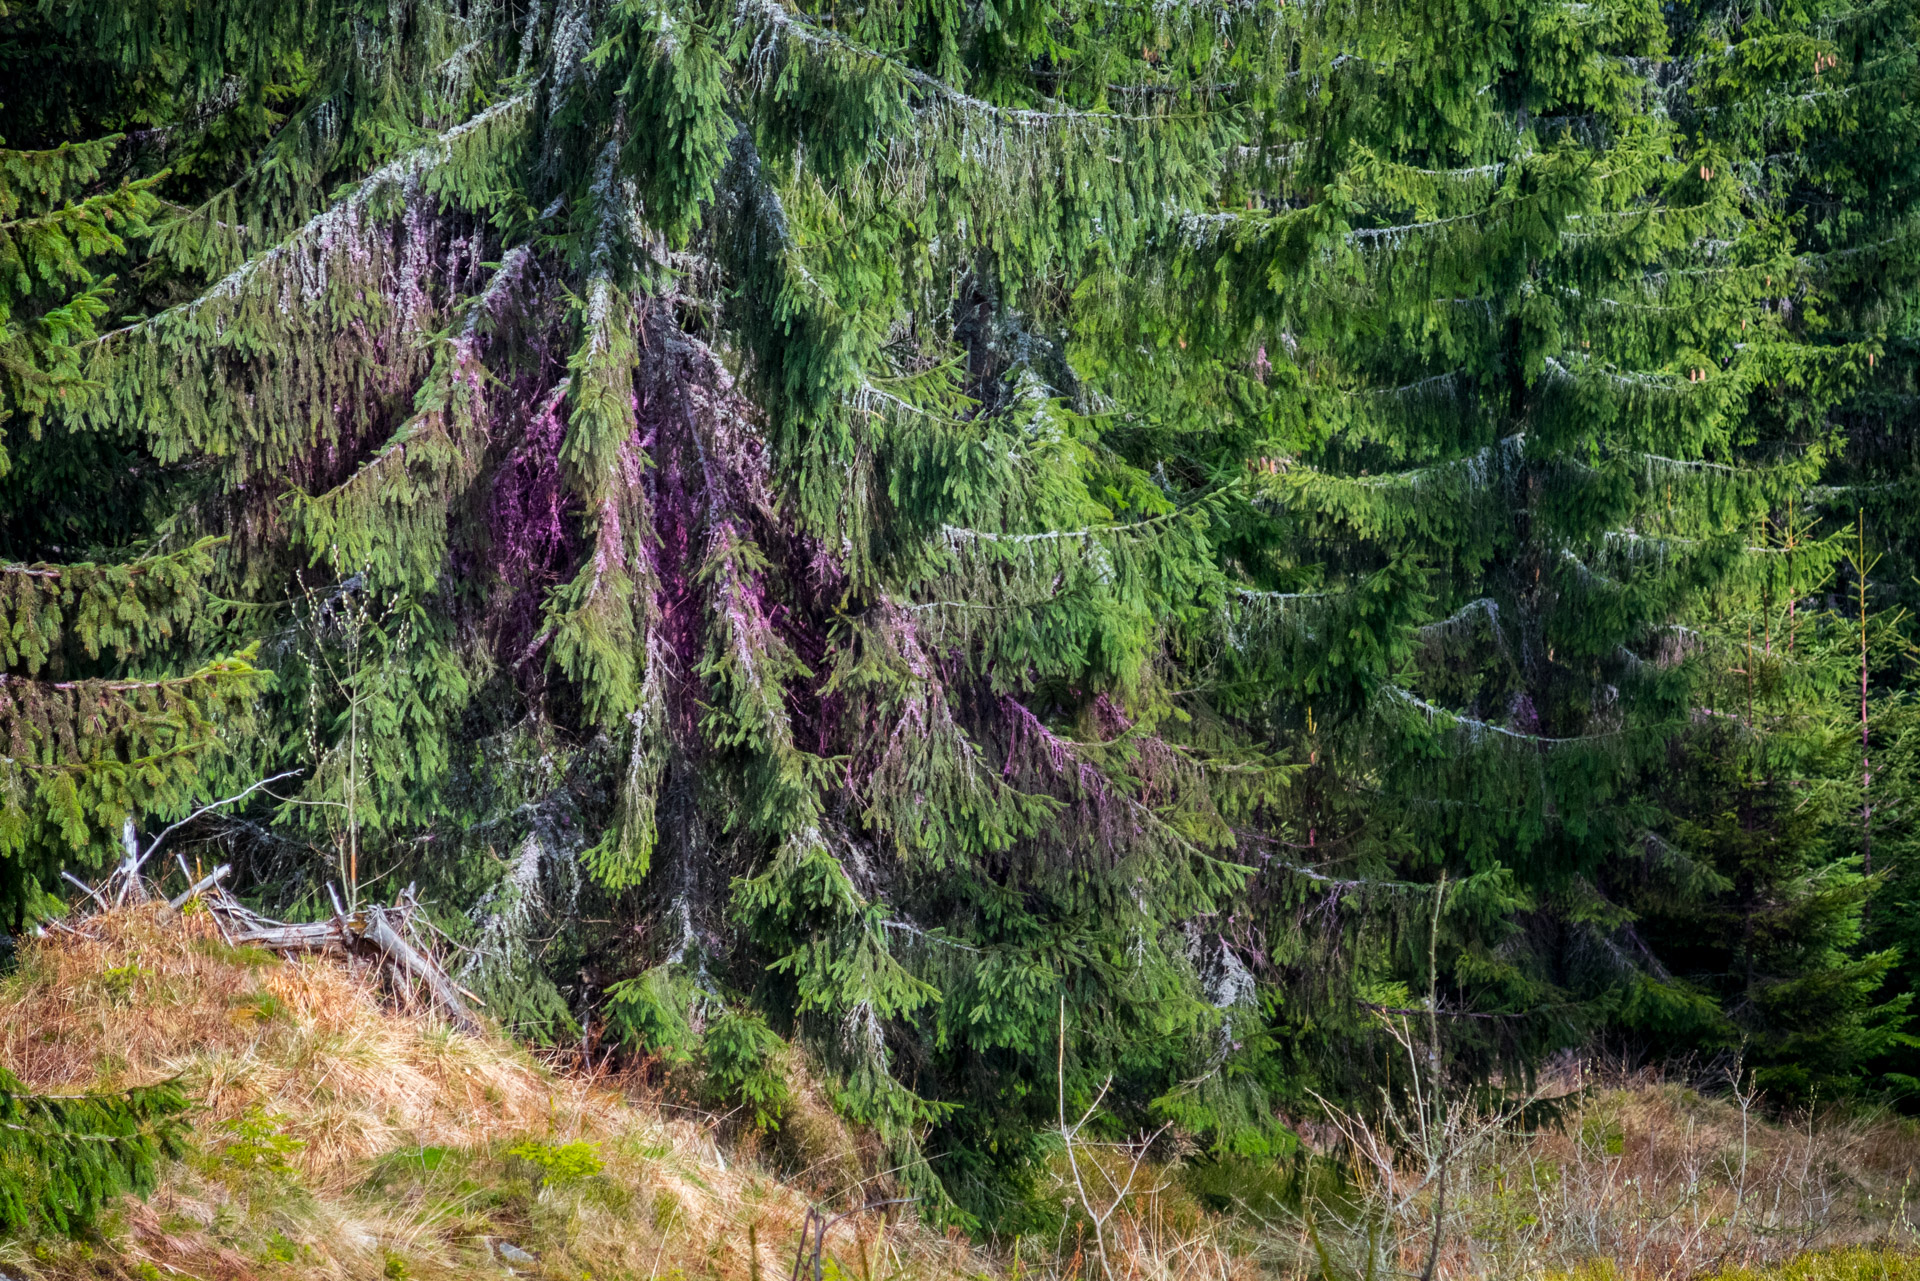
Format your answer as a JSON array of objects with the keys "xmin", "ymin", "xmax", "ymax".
[
  {"xmin": 64, "ymin": 867, "xmax": 481, "ymax": 1036},
  {"xmin": 168, "ymin": 863, "xmax": 231, "ymax": 910}
]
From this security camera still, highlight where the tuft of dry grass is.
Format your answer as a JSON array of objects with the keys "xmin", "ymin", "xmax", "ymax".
[
  {"xmin": 1017, "ymin": 1138, "xmax": 1259, "ymax": 1281},
  {"xmin": 1235, "ymin": 1061, "xmax": 1920, "ymax": 1281}
]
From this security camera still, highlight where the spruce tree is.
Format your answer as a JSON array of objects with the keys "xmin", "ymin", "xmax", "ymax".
[
  {"xmin": 2, "ymin": 0, "xmax": 1914, "ymax": 1222},
  {"xmin": 0, "ymin": 1067, "xmax": 189, "ymax": 1237},
  {"xmin": 1787, "ymin": 0, "xmax": 1920, "ymax": 1092},
  {"xmin": 1620, "ymin": 0, "xmax": 1920, "ymax": 1092},
  {"xmin": 1, "ymin": 34, "xmax": 263, "ymax": 923}
]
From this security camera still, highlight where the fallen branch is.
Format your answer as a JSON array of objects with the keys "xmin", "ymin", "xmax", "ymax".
[
  {"xmin": 167, "ymin": 863, "xmax": 231, "ymax": 910},
  {"xmin": 360, "ymin": 906, "xmax": 480, "ymax": 1034},
  {"xmin": 103, "ymin": 768, "xmax": 305, "ymax": 904},
  {"xmin": 61, "ymin": 870, "xmax": 110, "ymax": 913},
  {"xmin": 228, "ymin": 920, "xmax": 340, "ymax": 949},
  {"xmin": 60, "ymin": 864, "xmax": 481, "ymax": 1036},
  {"xmin": 137, "ymin": 770, "xmax": 303, "ymax": 874},
  {"xmin": 210, "ymin": 887, "xmax": 477, "ymax": 1033}
]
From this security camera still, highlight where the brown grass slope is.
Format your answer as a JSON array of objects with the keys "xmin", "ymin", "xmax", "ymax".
[
  {"xmin": 0, "ymin": 904, "xmax": 980, "ymax": 1281},
  {"xmin": 11, "ymin": 904, "xmax": 1920, "ymax": 1281}
]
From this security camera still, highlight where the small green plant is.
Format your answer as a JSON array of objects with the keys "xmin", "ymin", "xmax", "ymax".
[
  {"xmin": 213, "ymin": 1106, "xmax": 306, "ymax": 1178},
  {"xmin": 99, "ymin": 964, "xmax": 151, "ymax": 1003},
  {"xmin": 1579, "ymin": 1114, "xmax": 1626, "ymax": 1157},
  {"xmin": 408, "ymin": 1144, "xmax": 450, "ymax": 1170},
  {"xmin": 507, "ymin": 1138, "xmax": 603, "ymax": 1185},
  {"xmin": 262, "ymin": 1232, "xmax": 302, "ymax": 1263},
  {"xmin": 383, "ymin": 1250, "xmax": 412, "ymax": 1278},
  {"xmin": 702, "ymin": 1008, "xmax": 793, "ymax": 1130},
  {"xmin": 233, "ymin": 990, "xmax": 291, "ymax": 1024}
]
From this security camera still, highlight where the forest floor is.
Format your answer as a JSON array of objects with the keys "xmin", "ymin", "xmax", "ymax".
[{"xmin": 6, "ymin": 905, "xmax": 1920, "ymax": 1281}]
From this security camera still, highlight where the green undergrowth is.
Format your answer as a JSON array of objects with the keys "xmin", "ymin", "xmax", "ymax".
[{"xmin": 1686, "ymin": 1250, "xmax": 1920, "ymax": 1281}]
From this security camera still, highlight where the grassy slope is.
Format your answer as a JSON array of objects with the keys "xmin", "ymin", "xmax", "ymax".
[
  {"xmin": 9, "ymin": 906, "xmax": 1920, "ymax": 1281},
  {"xmin": 0, "ymin": 905, "xmax": 981, "ymax": 1281}
]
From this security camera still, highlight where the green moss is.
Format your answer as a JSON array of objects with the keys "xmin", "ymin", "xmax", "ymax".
[{"xmin": 1706, "ymin": 1249, "xmax": 1920, "ymax": 1281}]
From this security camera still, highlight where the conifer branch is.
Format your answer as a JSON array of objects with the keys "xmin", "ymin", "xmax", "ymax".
[
  {"xmin": 740, "ymin": 0, "xmax": 1212, "ymax": 125},
  {"xmin": 82, "ymin": 94, "xmax": 533, "ymax": 350},
  {"xmin": 1387, "ymin": 687, "xmax": 1633, "ymax": 745}
]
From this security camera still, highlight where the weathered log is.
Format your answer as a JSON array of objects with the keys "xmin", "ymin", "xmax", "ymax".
[
  {"xmin": 360, "ymin": 907, "xmax": 480, "ymax": 1034},
  {"xmin": 60, "ymin": 865, "xmax": 481, "ymax": 1037},
  {"xmin": 228, "ymin": 920, "xmax": 343, "ymax": 950},
  {"xmin": 215, "ymin": 898, "xmax": 478, "ymax": 1034}
]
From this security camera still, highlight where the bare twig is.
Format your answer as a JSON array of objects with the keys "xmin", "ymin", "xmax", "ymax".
[
  {"xmin": 136, "ymin": 769, "xmax": 304, "ymax": 873},
  {"xmin": 61, "ymin": 871, "xmax": 110, "ymax": 913}
]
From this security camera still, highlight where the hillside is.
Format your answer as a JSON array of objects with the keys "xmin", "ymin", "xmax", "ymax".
[
  {"xmin": 0, "ymin": 905, "xmax": 986, "ymax": 1281},
  {"xmin": 8, "ymin": 0, "xmax": 1920, "ymax": 1204},
  {"xmin": 13, "ymin": 906, "xmax": 1920, "ymax": 1281}
]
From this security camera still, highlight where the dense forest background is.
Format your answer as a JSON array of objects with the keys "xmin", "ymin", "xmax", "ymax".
[{"xmin": 4, "ymin": 0, "xmax": 1920, "ymax": 1231}]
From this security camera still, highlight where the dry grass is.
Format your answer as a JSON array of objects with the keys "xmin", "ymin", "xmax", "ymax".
[
  {"xmin": 1471, "ymin": 1070, "xmax": 1920, "ymax": 1277},
  {"xmin": 981, "ymin": 1060, "xmax": 1920, "ymax": 1281},
  {"xmin": 0, "ymin": 904, "xmax": 981, "ymax": 1281},
  {"xmin": 8, "ymin": 905, "xmax": 1920, "ymax": 1281},
  {"xmin": 1014, "ymin": 1138, "xmax": 1258, "ymax": 1281},
  {"xmin": 1233, "ymin": 1059, "xmax": 1920, "ymax": 1281}
]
